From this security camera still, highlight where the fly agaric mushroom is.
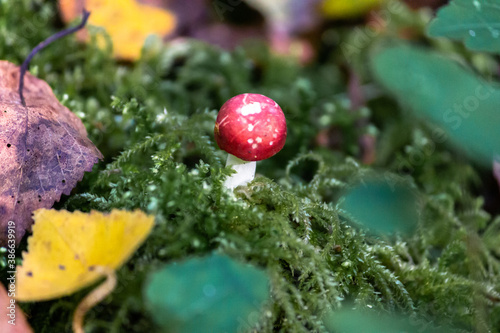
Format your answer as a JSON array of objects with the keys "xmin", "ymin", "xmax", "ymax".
[{"xmin": 214, "ymin": 93, "xmax": 287, "ymax": 189}]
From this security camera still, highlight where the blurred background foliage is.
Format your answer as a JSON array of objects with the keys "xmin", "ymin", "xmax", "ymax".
[{"xmin": 1, "ymin": 0, "xmax": 500, "ymax": 332}]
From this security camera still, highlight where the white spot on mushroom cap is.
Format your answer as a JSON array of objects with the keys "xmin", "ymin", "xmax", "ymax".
[
  {"xmin": 252, "ymin": 143, "xmax": 258, "ymax": 149},
  {"xmin": 248, "ymin": 124, "xmax": 254, "ymax": 131},
  {"xmin": 256, "ymin": 137, "xmax": 262, "ymax": 143},
  {"xmin": 248, "ymin": 139, "xmax": 254, "ymax": 144},
  {"xmin": 270, "ymin": 141, "xmax": 274, "ymax": 146},
  {"xmin": 239, "ymin": 102, "xmax": 262, "ymax": 116},
  {"xmin": 273, "ymin": 134, "xmax": 278, "ymax": 138}
]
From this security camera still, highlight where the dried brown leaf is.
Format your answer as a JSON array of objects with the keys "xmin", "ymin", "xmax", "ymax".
[{"xmin": 0, "ymin": 61, "xmax": 102, "ymax": 245}]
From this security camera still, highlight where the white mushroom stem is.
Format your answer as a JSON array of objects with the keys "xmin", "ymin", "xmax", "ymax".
[{"xmin": 223, "ymin": 154, "xmax": 256, "ymax": 190}]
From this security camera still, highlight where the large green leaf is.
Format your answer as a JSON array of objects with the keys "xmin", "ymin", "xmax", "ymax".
[
  {"xmin": 371, "ymin": 44, "xmax": 500, "ymax": 166},
  {"xmin": 428, "ymin": 0, "xmax": 500, "ymax": 53},
  {"xmin": 143, "ymin": 253, "xmax": 270, "ymax": 333},
  {"xmin": 339, "ymin": 178, "xmax": 419, "ymax": 235}
]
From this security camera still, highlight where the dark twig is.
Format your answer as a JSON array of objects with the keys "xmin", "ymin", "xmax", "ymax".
[{"xmin": 18, "ymin": 9, "xmax": 91, "ymax": 106}]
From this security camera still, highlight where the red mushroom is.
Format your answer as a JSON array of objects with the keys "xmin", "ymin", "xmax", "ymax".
[{"xmin": 214, "ymin": 93, "xmax": 287, "ymax": 189}]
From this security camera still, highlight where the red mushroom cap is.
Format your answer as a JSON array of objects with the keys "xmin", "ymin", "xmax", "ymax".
[{"xmin": 214, "ymin": 93, "xmax": 287, "ymax": 161}]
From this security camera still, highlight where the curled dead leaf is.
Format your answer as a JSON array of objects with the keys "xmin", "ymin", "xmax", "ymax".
[{"xmin": 0, "ymin": 61, "xmax": 102, "ymax": 245}]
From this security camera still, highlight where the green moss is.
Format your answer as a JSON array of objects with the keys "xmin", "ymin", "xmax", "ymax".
[{"xmin": 1, "ymin": 1, "xmax": 499, "ymax": 332}]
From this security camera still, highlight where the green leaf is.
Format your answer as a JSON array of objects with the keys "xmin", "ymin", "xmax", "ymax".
[
  {"xmin": 427, "ymin": 0, "xmax": 500, "ymax": 53},
  {"xmin": 339, "ymin": 178, "xmax": 419, "ymax": 235},
  {"xmin": 371, "ymin": 44, "xmax": 500, "ymax": 166},
  {"xmin": 143, "ymin": 253, "xmax": 270, "ymax": 333}
]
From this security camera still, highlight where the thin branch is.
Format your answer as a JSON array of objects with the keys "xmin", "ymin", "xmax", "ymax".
[
  {"xmin": 18, "ymin": 9, "xmax": 91, "ymax": 106},
  {"xmin": 72, "ymin": 266, "xmax": 117, "ymax": 333}
]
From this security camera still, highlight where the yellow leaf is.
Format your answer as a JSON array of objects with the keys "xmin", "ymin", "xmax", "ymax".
[
  {"xmin": 59, "ymin": 0, "xmax": 176, "ymax": 60},
  {"xmin": 15, "ymin": 209, "xmax": 154, "ymax": 302},
  {"xmin": 322, "ymin": 0, "xmax": 385, "ymax": 19}
]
